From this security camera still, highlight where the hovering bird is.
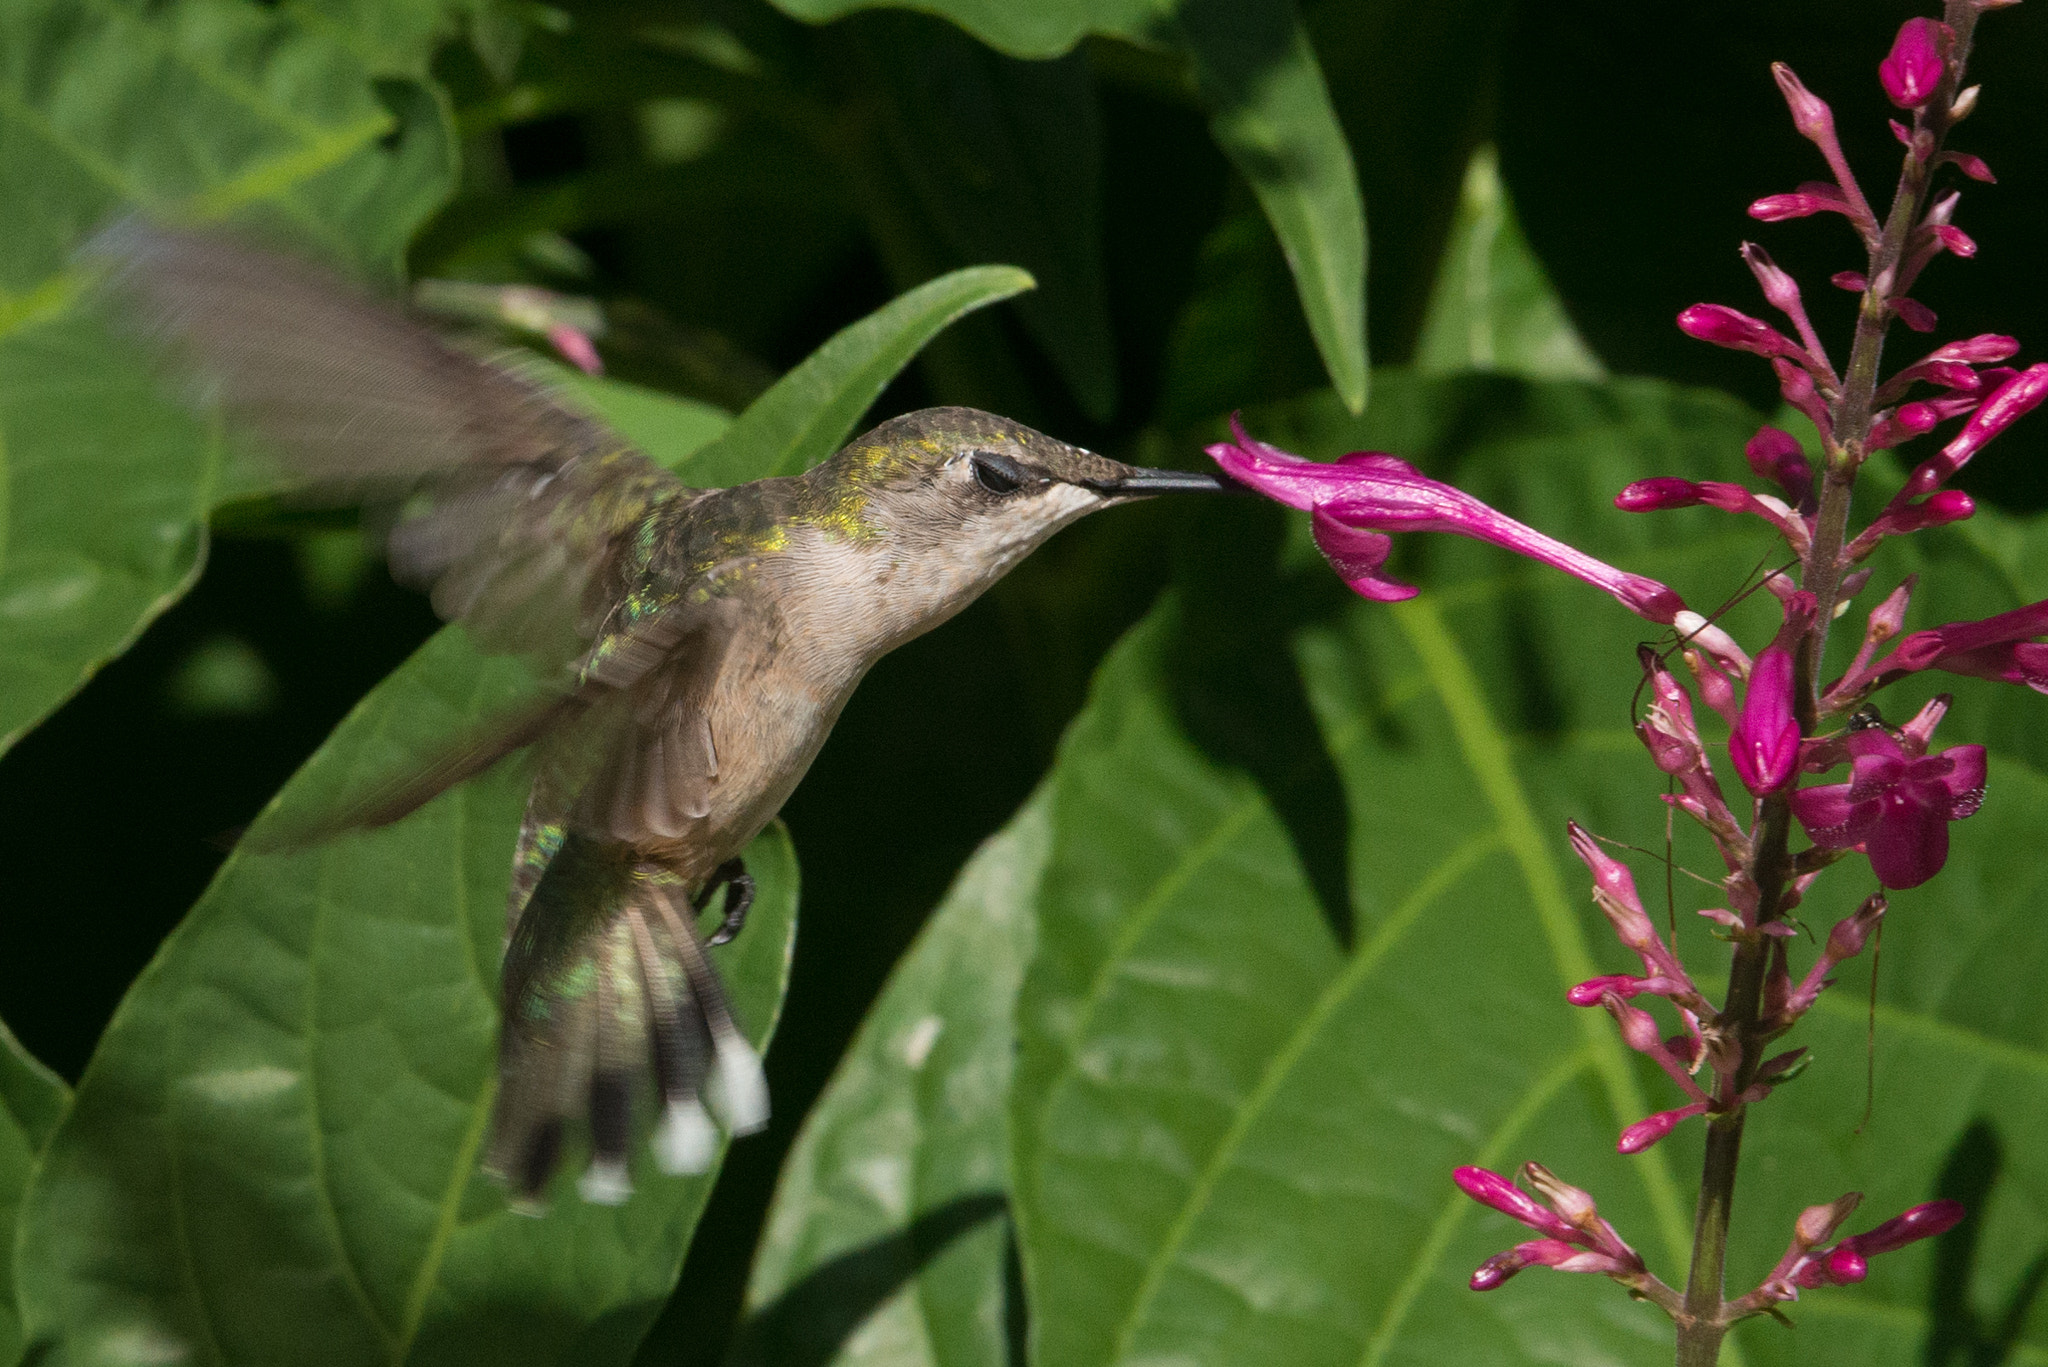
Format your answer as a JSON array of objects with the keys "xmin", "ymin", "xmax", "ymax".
[{"xmin": 98, "ymin": 224, "xmax": 1229, "ymax": 1205}]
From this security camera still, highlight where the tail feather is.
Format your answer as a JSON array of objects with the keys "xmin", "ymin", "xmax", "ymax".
[{"xmin": 485, "ymin": 832, "xmax": 768, "ymax": 1204}]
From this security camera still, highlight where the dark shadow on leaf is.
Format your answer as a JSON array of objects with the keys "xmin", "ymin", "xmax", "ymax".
[
  {"xmin": 1923, "ymin": 1118, "xmax": 2048, "ymax": 1366},
  {"xmin": 1168, "ymin": 495, "xmax": 1359, "ymax": 948},
  {"xmin": 724, "ymin": 1191, "xmax": 1007, "ymax": 1367},
  {"xmin": 1003, "ymin": 1213, "xmax": 1029, "ymax": 1367}
]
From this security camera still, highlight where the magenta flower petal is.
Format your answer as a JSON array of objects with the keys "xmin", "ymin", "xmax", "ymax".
[
  {"xmin": 1677, "ymin": 304, "xmax": 1808, "ymax": 360},
  {"xmin": 1794, "ymin": 730, "xmax": 1988, "ymax": 888},
  {"xmin": 1309, "ymin": 508, "xmax": 1411, "ymax": 602},
  {"xmin": 1453, "ymin": 1166, "xmax": 1574, "ymax": 1239},
  {"xmin": 1843, "ymin": 1200, "xmax": 1966, "ymax": 1256},
  {"xmin": 1789, "ymin": 781, "xmax": 1880, "ymax": 849},
  {"xmin": 1864, "ymin": 791, "xmax": 1949, "ymax": 888},
  {"xmin": 1731, "ymin": 647, "xmax": 1800, "ymax": 794},
  {"xmin": 1210, "ymin": 420, "xmax": 1690, "ymax": 625},
  {"xmin": 1879, "ymin": 17, "xmax": 1950, "ymax": 109},
  {"xmin": 1745, "ymin": 426, "xmax": 1815, "ymax": 506}
]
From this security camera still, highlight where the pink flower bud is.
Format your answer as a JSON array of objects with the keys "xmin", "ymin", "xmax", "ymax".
[
  {"xmin": 1568, "ymin": 974, "xmax": 1646, "ymax": 1006},
  {"xmin": 1617, "ymin": 1102, "xmax": 1710, "ymax": 1154},
  {"xmin": 1893, "ymin": 297, "xmax": 1939, "ymax": 332},
  {"xmin": 546, "ymin": 324, "xmax": 604, "ymax": 375},
  {"xmin": 1791, "ymin": 1245, "xmax": 1869, "ymax": 1288},
  {"xmin": 1603, "ymin": 995, "xmax": 1664, "ymax": 1054},
  {"xmin": 1731, "ymin": 647, "xmax": 1800, "ymax": 794},
  {"xmin": 1615, "ymin": 478, "xmax": 1702, "ymax": 512},
  {"xmin": 1568, "ymin": 823, "xmax": 1657, "ymax": 951},
  {"xmin": 1741, "ymin": 242, "xmax": 1802, "ymax": 315},
  {"xmin": 1453, "ymin": 1166, "xmax": 1573, "ymax": 1238},
  {"xmin": 1929, "ymin": 223, "xmax": 1977, "ymax": 258},
  {"xmin": 1879, "ymin": 17, "xmax": 1950, "ymax": 109},
  {"xmin": 1773, "ymin": 62, "xmax": 1836, "ymax": 142},
  {"xmin": 1891, "ymin": 489, "xmax": 1976, "ymax": 533},
  {"xmin": 1928, "ymin": 333, "xmax": 2020, "ymax": 365},
  {"xmin": 1825, "ymin": 893, "xmax": 1887, "ymax": 961},
  {"xmin": 1944, "ymin": 151, "xmax": 1995, "ymax": 182},
  {"xmin": 1936, "ymin": 363, "xmax": 2048, "ymax": 478},
  {"xmin": 1843, "ymin": 1199, "xmax": 1966, "ymax": 1256},
  {"xmin": 1677, "ymin": 304, "xmax": 1805, "ymax": 359},
  {"xmin": 1751, "ymin": 185, "xmax": 1853, "ymax": 222},
  {"xmin": 1832, "ymin": 270, "xmax": 1869, "ymax": 291},
  {"xmin": 1745, "ymin": 426, "xmax": 1814, "ymax": 506},
  {"xmin": 1521, "ymin": 1163, "xmax": 1599, "ymax": 1227},
  {"xmin": 1795, "ymin": 1193, "xmax": 1864, "ymax": 1248}
]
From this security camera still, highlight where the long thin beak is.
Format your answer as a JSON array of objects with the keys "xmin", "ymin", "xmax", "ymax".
[{"xmin": 1081, "ymin": 466, "xmax": 1240, "ymax": 497}]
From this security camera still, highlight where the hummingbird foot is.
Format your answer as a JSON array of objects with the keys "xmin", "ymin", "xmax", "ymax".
[{"xmin": 702, "ymin": 857, "xmax": 755, "ymax": 946}]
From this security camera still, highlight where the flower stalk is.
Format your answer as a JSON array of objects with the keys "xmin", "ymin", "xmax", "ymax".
[{"xmin": 1207, "ymin": 8, "xmax": 2032, "ymax": 1358}]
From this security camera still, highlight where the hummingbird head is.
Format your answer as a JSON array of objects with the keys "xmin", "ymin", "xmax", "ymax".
[
  {"xmin": 791, "ymin": 406, "xmax": 1232, "ymax": 652},
  {"xmin": 814, "ymin": 405, "xmax": 1228, "ymax": 563}
]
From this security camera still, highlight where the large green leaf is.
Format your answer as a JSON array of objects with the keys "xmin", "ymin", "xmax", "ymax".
[
  {"xmin": 1413, "ymin": 147, "xmax": 1602, "ymax": 383},
  {"xmin": 853, "ymin": 16, "xmax": 1115, "ymax": 421},
  {"xmin": 763, "ymin": 0, "xmax": 1368, "ymax": 414},
  {"xmin": 0, "ymin": 0, "xmax": 458, "ymax": 755},
  {"xmin": 1008, "ymin": 368, "xmax": 2048, "ymax": 1365},
  {"xmin": 684, "ymin": 264, "xmax": 1034, "ymax": 488},
  {"xmin": 15, "ymin": 615, "xmax": 800, "ymax": 1365},
  {"xmin": 736, "ymin": 793, "xmax": 1050, "ymax": 1367},
  {"xmin": 0, "ymin": 1019, "xmax": 67, "ymax": 1366}
]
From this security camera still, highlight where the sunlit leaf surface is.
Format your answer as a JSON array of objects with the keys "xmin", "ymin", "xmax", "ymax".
[
  {"xmin": 738, "ymin": 794, "xmax": 1049, "ymax": 1367},
  {"xmin": 0, "ymin": 0, "xmax": 457, "ymax": 755}
]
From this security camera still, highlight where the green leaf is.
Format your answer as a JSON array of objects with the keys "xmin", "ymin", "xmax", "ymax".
[
  {"xmin": 1174, "ymin": 1, "xmax": 1367, "ymax": 414},
  {"xmin": 736, "ymin": 792, "xmax": 1051, "ymax": 1367},
  {"xmin": 762, "ymin": 0, "xmax": 1368, "ymax": 414},
  {"xmin": 0, "ymin": 1020, "xmax": 67, "ymax": 1367},
  {"xmin": 684, "ymin": 265, "xmax": 1034, "ymax": 488},
  {"xmin": 854, "ymin": 17, "xmax": 1116, "ymax": 420},
  {"xmin": 15, "ymin": 620, "xmax": 800, "ymax": 1366},
  {"xmin": 0, "ymin": 0, "xmax": 458, "ymax": 756},
  {"xmin": 1414, "ymin": 147, "xmax": 1603, "ymax": 383},
  {"xmin": 1009, "ymin": 368, "xmax": 2048, "ymax": 1365},
  {"xmin": 552, "ymin": 368, "xmax": 732, "ymax": 466}
]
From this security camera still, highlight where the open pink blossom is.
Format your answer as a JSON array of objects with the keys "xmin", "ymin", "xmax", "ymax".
[
  {"xmin": 1208, "ymin": 418, "xmax": 1689, "ymax": 624},
  {"xmin": 1789, "ymin": 728, "xmax": 1986, "ymax": 888}
]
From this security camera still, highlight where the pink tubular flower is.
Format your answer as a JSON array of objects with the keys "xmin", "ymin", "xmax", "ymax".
[
  {"xmin": 1899, "ymin": 363, "xmax": 2048, "ymax": 497},
  {"xmin": 1790, "ymin": 728, "xmax": 1986, "ymax": 888},
  {"xmin": 1618, "ymin": 1101, "xmax": 1712, "ymax": 1154},
  {"xmin": 1862, "ymin": 597, "xmax": 2048, "ymax": 696},
  {"xmin": 1208, "ymin": 419, "xmax": 1688, "ymax": 623},
  {"xmin": 1456, "ymin": 1164, "xmax": 1647, "ymax": 1292},
  {"xmin": 1880, "ymin": 18, "xmax": 1950, "ymax": 110},
  {"xmin": 1781, "ymin": 1201, "xmax": 1966, "ymax": 1292},
  {"xmin": 1731, "ymin": 647, "xmax": 1800, "ymax": 794},
  {"xmin": 1751, "ymin": 182, "xmax": 1854, "ymax": 223},
  {"xmin": 1677, "ymin": 304, "xmax": 1812, "ymax": 367}
]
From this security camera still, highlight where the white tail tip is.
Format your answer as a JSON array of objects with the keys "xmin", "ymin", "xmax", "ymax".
[
  {"xmin": 709, "ymin": 1034, "xmax": 770, "ymax": 1135},
  {"xmin": 577, "ymin": 1159, "xmax": 633, "ymax": 1206},
  {"xmin": 654, "ymin": 1098, "xmax": 718, "ymax": 1174}
]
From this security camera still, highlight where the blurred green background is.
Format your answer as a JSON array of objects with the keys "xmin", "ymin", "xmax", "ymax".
[{"xmin": 5, "ymin": 0, "xmax": 2048, "ymax": 1362}]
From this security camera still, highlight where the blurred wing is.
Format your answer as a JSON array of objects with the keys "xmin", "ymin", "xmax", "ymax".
[
  {"xmin": 95, "ymin": 219, "xmax": 696, "ymax": 666},
  {"xmin": 252, "ymin": 587, "xmax": 744, "ymax": 851},
  {"xmin": 95, "ymin": 220, "xmax": 603, "ymax": 483}
]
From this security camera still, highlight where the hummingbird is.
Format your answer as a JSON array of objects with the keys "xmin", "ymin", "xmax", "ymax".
[{"xmin": 98, "ymin": 224, "xmax": 1229, "ymax": 1205}]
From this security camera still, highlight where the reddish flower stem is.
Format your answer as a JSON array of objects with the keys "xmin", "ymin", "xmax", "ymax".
[{"xmin": 1674, "ymin": 8, "xmax": 1985, "ymax": 1362}]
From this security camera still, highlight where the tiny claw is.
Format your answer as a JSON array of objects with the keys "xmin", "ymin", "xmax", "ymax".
[{"xmin": 703, "ymin": 857, "xmax": 755, "ymax": 945}]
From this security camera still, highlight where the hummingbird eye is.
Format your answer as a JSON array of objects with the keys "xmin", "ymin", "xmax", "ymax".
[{"xmin": 970, "ymin": 452, "xmax": 1026, "ymax": 495}]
